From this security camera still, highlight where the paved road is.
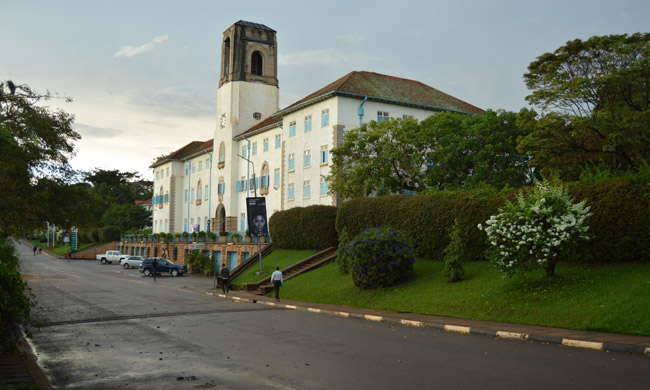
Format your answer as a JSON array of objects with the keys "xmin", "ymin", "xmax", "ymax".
[{"xmin": 16, "ymin": 240, "xmax": 650, "ymax": 389}]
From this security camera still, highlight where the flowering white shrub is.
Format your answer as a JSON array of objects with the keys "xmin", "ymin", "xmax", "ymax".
[{"xmin": 478, "ymin": 180, "xmax": 591, "ymax": 277}]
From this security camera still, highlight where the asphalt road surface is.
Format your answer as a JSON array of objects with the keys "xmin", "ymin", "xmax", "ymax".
[{"xmin": 15, "ymin": 240, "xmax": 650, "ymax": 389}]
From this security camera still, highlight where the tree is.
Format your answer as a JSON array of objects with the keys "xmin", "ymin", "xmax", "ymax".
[
  {"xmin": 0, "ymin": 81, "xmax": 97, "ymax": 233},
  {"xmin": 0, "ymin": 238, "xmax": 34, "ymax": 352},
  {"xmin": 100, "ymin": 203, "xmax": 152, "ymax": 231},
  {"xmin": 421, "ymin": 110, "xmax": 532, "ymax": 190},
  {"xmin": 519, "ymin": 33, "xmax": 650, "ymax": 179},
  {"xmin": 329, "ymin": 118, "xmax": 427, "ymax": 198}
]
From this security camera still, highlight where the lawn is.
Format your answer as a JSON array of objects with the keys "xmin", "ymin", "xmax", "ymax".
[
  {"xmin": 31, "ymin": 241, "xmax": 99, "ymax": 256},
  {"xmin": 231, "ymin": 249, "xmax": 319, "ymax": 286},
  {"xmin": 280, "ymin": 258, "xmax": 650, "ymax": 336}
]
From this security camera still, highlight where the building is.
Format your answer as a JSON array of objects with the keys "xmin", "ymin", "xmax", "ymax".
[{"xmin": 151, "ymin": 20, "xmax": 483, "ymax": 235}]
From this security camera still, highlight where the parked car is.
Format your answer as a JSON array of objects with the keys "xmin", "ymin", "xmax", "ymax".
[
  {"xmin": 120, "ymin": 256, "xmax": 144, "ymax": 269},
  {"xmin": 139, "ymin": 258, "xmax": 188, "ymax": 277},
  {"xmin": 96, "ymin": 250, "xmax": 127, "ymax": 265}
]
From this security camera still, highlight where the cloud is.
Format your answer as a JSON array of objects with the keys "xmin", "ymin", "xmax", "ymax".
[
  {"xmin": 279, "ymin": 48, "xmax": 379, "ymax": 69},
  {"xmin": 114, "ymin": 35, "xmax": 169, "ymax": 58},
  {"xmin": 74, "ymin": 123, "xmax": 123, "ymax": 138},
  {"xmin": 125, "ymin": 86, "xmax": 216, "ymax": 118},
  {"xmin": 336, "ymin": 35, "xmax": 364, "ymax": 44}
]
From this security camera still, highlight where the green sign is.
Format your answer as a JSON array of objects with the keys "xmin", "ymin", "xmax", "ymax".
[{"xmin": 71, "ymin": 232, "xmax": 78, "ymax": 252}]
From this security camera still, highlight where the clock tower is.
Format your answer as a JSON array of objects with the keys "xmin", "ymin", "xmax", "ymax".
[{"xmin": 214, "ymin": 21, "xmax": 279, "ymax": 231}]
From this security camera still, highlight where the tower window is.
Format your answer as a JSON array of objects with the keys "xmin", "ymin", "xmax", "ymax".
[
  {"xmin": 253, "ymin": 112, "xmax": 262, "ymax": 120},
  {"xmin": 251, "ymin": 51, "xmax": 263, "ymax": 76}
]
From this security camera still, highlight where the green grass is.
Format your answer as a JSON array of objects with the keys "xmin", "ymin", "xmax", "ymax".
[
  {"xmin": 231, "ymin": 249, "xmax": 319, "ymax": 286},
  {"xmin": 30, "ymin": 241, "xmax": 100, "ymax": 256},
  {"xmin": 281, "ymin": 259, "xmax": 650, "ymax": 336}
]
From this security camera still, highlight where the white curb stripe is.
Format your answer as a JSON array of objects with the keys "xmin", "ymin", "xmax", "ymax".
[
  {"xmin": 562, "ymin": 339, "xmax": 603, "ymax": 350},
  {"xmin": 365, "ymin": 315, "xmax": 383, "ymax": 322},
  {"xmin": 308, "ymin": 308, "xmax": 321, "ymax": 313},
  {"xmin": 497, "ymin": 331, "xmax": 528, "ymax": 340},
  {"xmin": 444, "ymin": 325, "xmax": 471, "ymax": 334},
  {"xmin": 333, "ymin": 311, "xmax": 350, "ymax": 317},
  {"xmin": 645, "ymin": 348, "xmax": 650, "ymax": 357},
  {"xmin": 400, "ymin": 319, "xmax": 423, "ymax": 327},
  {"xmin": 285, "ymin": 305, "xmax": 297, "ymax": 309}
]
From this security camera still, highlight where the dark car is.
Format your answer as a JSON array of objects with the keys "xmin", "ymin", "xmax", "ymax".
[{"xmin": 139, "ymin": 258, "xmax": 187, "ymax": 277}]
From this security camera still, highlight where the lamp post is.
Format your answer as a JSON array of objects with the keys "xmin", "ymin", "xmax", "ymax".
[{"xmin": 237, "ymin": 151, "xmax": 264, "ymax": 275}]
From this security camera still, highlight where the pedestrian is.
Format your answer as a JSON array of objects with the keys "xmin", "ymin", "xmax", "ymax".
[
  {"xmin": 220, "ymin": 263, "xmax": 230, "ymax": 293},
  {"xmin": 38, "ymin": 246, "xmax": 42, "ymax": 254},
  {"xmin": 270, "ymin": 266, "xmax": 283, "ymax": 302},
  {"xmin": 152, "ymin": 258, "xmax": 158, "ymax": 281},
  {"xmin": 33, "ymin": 244, "xmax": 37, "ymax": 255},
  {"xmin": 66, "ymin": 251, "xmax": 70, "ymax": 261}
]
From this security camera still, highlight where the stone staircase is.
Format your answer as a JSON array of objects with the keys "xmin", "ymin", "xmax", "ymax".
[
  {"xmin": 243, "ymin": 247, "xmax": 337, "ymax": 295},
  {"xmin": 218, "ymin": 244, "xmax": 274, "ymax": 288}
]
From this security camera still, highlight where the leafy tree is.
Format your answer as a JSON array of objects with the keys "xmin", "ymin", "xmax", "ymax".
[
  {"xmin": 421, "ymin": 110, "xmax": 532, "ymax": 190},
  {"xmin": 519, "ymin": 33, "xmax": 650, "ymax": 179},
  {"xmin": 0, "ymin": 238, "xmax": 34, "ymax": 352},
  {"xmin": 100, "ymin": 203, "xmax": 152, "ymax": 231},
  {"xmin": 329, "ymin": 118, "xmax": 426, "ymax": 198},
  {"xmin": 443, "ymin": 219, "xmax": 465, "ymax": 282},
  {"xmin": 0, "ymin": 81, "xmax": 97, "ymax": 233}
]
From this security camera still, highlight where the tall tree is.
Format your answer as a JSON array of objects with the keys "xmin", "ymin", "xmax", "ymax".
[
  {"xmin": 0, "ymin": 81, "xmax": 96, "ymax": 233},
  {"xmin": 519, "ymin": 33, "xmax": 650, "ymax": 179}
]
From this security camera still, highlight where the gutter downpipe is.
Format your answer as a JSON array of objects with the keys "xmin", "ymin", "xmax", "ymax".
[
  {"xmin": 358, "ymin": 96, "xmax": 368, "ymax": 128},
  {"xmin": 183, "ymin": 158, "xmax": 191, "ymax": 233},
  {"xmin": 203, "ymin": 150, "xmax": 213, "ymax": 235}
]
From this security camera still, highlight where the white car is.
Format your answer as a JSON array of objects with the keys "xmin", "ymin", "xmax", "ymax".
[{"xmin": 120, "ymin": 256, "xmax": 144, "ymax": 269}]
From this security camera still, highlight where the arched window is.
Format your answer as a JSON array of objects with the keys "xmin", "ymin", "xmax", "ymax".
[
  {"xmin": 251, "ymin": 51, "xmax": 263, "ymax": 76},
  {"xmin": 260, "ymin": 162, "xmax": 270, "ymax": 195},
  {"xmin": 218, "ymin": 141, "xmax": 226, "ymax": 169},
  {"xmin": 196, "ymin": 180, "xmax": 202, "ymax": 205},
  {"xmin": 223, "ymin": 38, "xmax": 231, "ymax": 77}
]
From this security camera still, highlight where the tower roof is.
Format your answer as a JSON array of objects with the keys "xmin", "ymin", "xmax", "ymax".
[{"xmin": 234, "ymin": 20, "xmax": 276, "ymax": 32}]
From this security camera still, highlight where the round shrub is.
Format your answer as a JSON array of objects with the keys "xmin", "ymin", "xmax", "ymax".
[{"xmin": 345, "ymin": 227, "xmax": 416, "ymax": 289}]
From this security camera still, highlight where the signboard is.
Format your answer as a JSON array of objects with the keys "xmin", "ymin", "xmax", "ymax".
[
  {"xmin": 246, "ymin": 197, "xmax": 268, "ymax": 237},
  {"xmin": 62, "ymin": 230, "xmax": 70, "ymax": 243},
  {"xmin": 189, "ymin": 243, "xmax": 205, "ymax": 250},
  {"xmin": 192, "ymin": 224, "xmax": 200, "ymax": 233}
]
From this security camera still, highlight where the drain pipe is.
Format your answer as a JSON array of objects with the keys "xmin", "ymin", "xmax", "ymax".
[
  {"xmin": 357, "ymin": 96, "xmax": 368, "ymax": 128},
  {"xmin": 203, "ymin": 150, "xmax": 213, "ymax": 234},
  {"xmin": 183, "ymin": 158, "xmax": 191, "ymax": 233}
]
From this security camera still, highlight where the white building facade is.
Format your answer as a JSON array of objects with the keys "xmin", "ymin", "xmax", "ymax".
[{"xmin": 151, "ymin": 20, "xmax": 483, "ymax": 235}]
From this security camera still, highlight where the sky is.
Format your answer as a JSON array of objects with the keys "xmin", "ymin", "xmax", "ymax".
[{"xmin": 2, "ymin": 0, "xmax": 648, "ymax": 180}]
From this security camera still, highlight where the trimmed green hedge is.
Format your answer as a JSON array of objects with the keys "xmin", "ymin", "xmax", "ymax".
[
  {"xmin": 100, "ymin": 226, "xmax": 121, "ymax": 242},
  {"xmin": 336, "ymin": 193, "xmax": 505, "ymax": 262},
  {"xmin": 269, "ymin": 205, "xmax": 338, "ymax": 249},
  {"xmin": 336, "ymin": 179, "xmax": 650, "ymax": 264},
  {"xmin": 568, "ymin": 178, "xmax": 650, "ymax": 263}
]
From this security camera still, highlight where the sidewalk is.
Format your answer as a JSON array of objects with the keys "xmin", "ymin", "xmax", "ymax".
[
  {"xmin": 0, "ymin": 336, "xmax": 50, "ymax": 389},
  {"xmin": 207, "ymin": 290, "xmax": 650, "ymax": 357}
]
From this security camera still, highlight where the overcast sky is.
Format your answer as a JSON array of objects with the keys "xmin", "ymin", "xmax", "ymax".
[{"xmin": 2, "ymin": 1, "xmax": 648, "ymax": 180}]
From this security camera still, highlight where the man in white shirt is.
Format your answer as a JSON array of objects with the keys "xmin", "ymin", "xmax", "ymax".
[{"xmin": 270, "ymin": 267, "xmax": 283, "ymax": 302}]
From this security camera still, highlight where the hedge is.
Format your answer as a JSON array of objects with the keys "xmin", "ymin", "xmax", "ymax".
[
  {"xmin": 336, "ymin": 192, "xmax": 505, "ymax": 262},
  {"xmin": 100, "ymin": 226, "xmax": 121, "ymax": 242},
  {"xmin": 269, "ymin": 205, "xmax": 338, "ymax": 249},
  {"xmin": 336, "ymin": 178, "xmax": 650, "ymax": 264},
  {"xmin": 568, "ymin": 178, "xmax": 650, "ymax": 263}
]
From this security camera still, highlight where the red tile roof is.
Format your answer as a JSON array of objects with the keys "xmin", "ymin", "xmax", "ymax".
[
  {"xmin": 135, "ymin": 199, "xmax": 152, "ymax": 206},
  {"xmin": 150, "ymin": 139, "xmax": 213, "ymax": 168},
  {"xmin": 279, "ymin": 71, "xmax": 484, "ymax": 115}
]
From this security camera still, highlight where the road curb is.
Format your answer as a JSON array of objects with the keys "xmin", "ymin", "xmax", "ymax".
[{"xmin": 205, "ymin": 291, "xmax": 650, "ymax": 357}]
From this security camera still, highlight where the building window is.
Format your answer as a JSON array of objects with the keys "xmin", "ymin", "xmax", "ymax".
[
  {"xmin": 198, "ymin": 161, "xmax": 203, "ymax": 171},
  {"xmin": 241, "ymin": 146, "xmax": 247, "ymax": 158},
  {"xmin": 403, "ymin": 114, "xmax": 414, "ymax": 119},
  {"xmin": 185, "ymin": 190, "xmax": 188, "ymax": 202},
  {"xmin": 303, "ymin": 180, "xmax": 311, "ymax": 198},
  {"xmin": 191, "ymin": 189, "xmax": 195, "ymax": 201},
  {"xmin": 320, "ymin": 176, "xmax": 328, "ymax": 195},
  {"xmin": 155, "ymin": 171, "xmax": 159, "ymax": 180},
  {"xmin": 320, "ymin": 145, "xmax": 329, "ymax": 164},
  {"xmin": 263, "ymin": 138, "xmax": 269, "ymax": 152},
  {"xmin": 192, "ymin": 163, "xmax": 196, "ymax": 173},
  {"xmin": 251, "ymin": 51, "xmax": 263, "ymax": 76},
  {"xmin": 166, "ymin": 167, "xmax": 169, "ymax": 177},
  {"xmin": 186, "ymin": 165, "xmax": 189, "ymax": 175},
  {"xmin": 205, "ymin": 185, "xmax": 209, "ymax": 199},
  {"xmin": 164, "ymin": 219, "xmax": 168, "ymax": 232},
  {"xmin": 240, "ymin": 212, "xmax": 247, "ymax": 231},
  {"xmin": 275, "ymin": 134, "xmax": 281, "ymax": 149},
  {"xmin": 184, "ymin": 218, "xmax": 188, "ymax": 232},
  {"xmin": 218, "ymin": 179, "xmax": 225, "ymax": 194},
  {"xmin": 321, "ymin": 109, "xmax": 329, "ymax": 127},
  {"xmin": 288, "ymin": 153, "xmax": 295, "ymax": 171},
  {"xmin": 289, "ymin": 121, "xmax": 296, "ymax": 137},
  {"xmin": 288, "ymin": 183, "xmax": 295, "ymax": 200},
  {"xmin": 252, "ymin": 142, "xmax": 258, "ymax": 155},
  {"xmin": 219, "ymin": 142, "xmax": 226, "ymax": 163},
  {"xmin": 274, "ymin": 168, "xmax": 280, "ymax": 186},
  {"xmin": 165, "ymin": 191, "xmax": 169, "ymax": 203},
  {"xmin": 304, "ymin": 115, "xmax": 312, "ymax": 133},
  {"xmin": 377, "ymin": 111, "xmax": 389, "ymax": 122},
  {"xmin": 206, "ymin": 158, "xmax": 210, "ymax": 168},
  {"xmin": 253, "ymin": 112, "xmax": 262, "ymax": 120},
  {"xmin": 304, "ymin": 150, "xmax": 311, "ymax": 168}
]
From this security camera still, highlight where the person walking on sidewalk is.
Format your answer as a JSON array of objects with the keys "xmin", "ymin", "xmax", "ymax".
[
  {"xmin": 33, "ymin": 244, "xmax": 37, "ymax": 255},
  {"xmin": 270, "ymin": 267, "xmax": 283, "ymax": 302},
  {"xmin": 220, "ymin": 263, "xmax": 230, "ymax": 293}
]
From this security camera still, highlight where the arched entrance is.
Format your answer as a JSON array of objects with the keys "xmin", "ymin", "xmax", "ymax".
[{"xmin": 215, "ymin": 203, "xmax": 226, "ymax": 232}]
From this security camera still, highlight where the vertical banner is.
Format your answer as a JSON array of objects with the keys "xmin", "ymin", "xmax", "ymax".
[{"xmin": 246, "ymin": 197, "xmax": 268, "ymax": 237}]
